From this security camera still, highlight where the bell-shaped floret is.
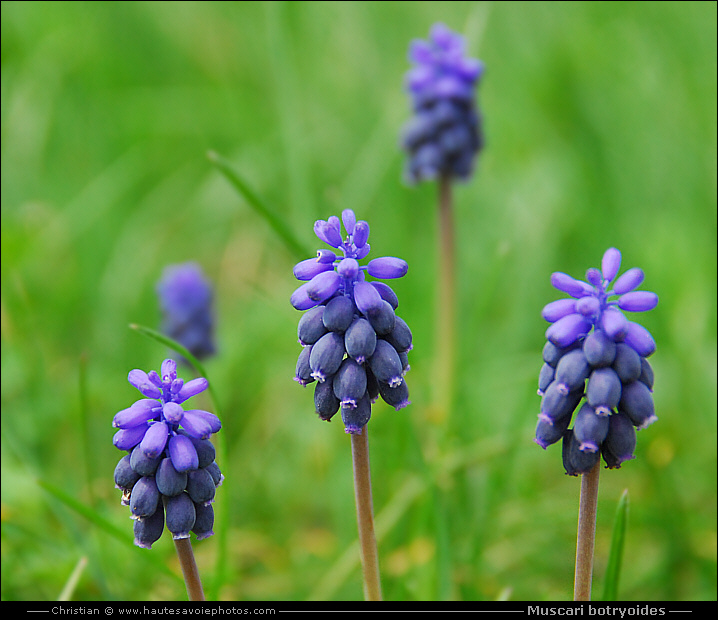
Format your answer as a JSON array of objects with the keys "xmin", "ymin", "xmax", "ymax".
[
  {"xmin": 130, "ymin": 445, "xmax": 163, "ymax": 476},
  {"xmin": 638, "ymin": 357, "xmax": 654, "ymax": 390},
  {"xmin": 186, "ymin": 467, "xmax": 216, "ymax": 505},
  {"xmin": 164, "ymin": 492, "xmax": 196, "ymax": 539},
  {"xmin": 155, "ymin": 457, "xmax": 188, "ymax": 497},
  {"xmin": 298, "ymin": 305, "xmax": 327, "ymax": 346},
  {"xmin": 369, "ymin": 340, "xmax": 404, "ymax": 388},
  {"xmin": 114, "ymin": 454, "xmax": 141, "ymax": 490},
  {"xmin": 573, "ymin": 402, "xmax": 610, "ymax": 452},
  {"xmin": 341, "ymin": 392, "xmax": 372, "ymax": 434},
  {"xmin": 618, "ymin": 381, "xmax": 657, "ymax": 429},
  {"xmin": 130, "ymin": 476, "xmax": 160, "ymax": 519},
  {"xmin": 562, "ymin": 429, "xmax": 600, "ymax": 476},
  {"xmin": 314, "ymin": 378, "xmax": 340, "ymax": 421},
  {"xmin": 534, "ymin": 412, "xmax": 571, "ymax": 449},
  {"xmin": 366, "ymin": 300, "xmax": 396, "ymax": 336},
  {"xmin": 384, "ymin": 316, "xmax": 412, "ymax": 353},
  {"xmin": 333, "ymin": 358, "xmax": 368, "ymax": 409},
  {"xmin": 583, "ymin": 330, "xmax": 617, "ymax": 368},
  {"xmin": 612, "ymin": 343, "xmax": 642, "ymax": 383},
  {"xmin": 586, "ymin": 367, "xmax": 622, "ymax": 415},
  {"xmin": 542, "ymin": 340, "xmax": 580, "ymax": 367},
  {"xmin": 601, "ymin": 413, "xmax": 637, "ymax": 468},
  {"xmin": 323, "ymin": 295, "xmax": 356, "ymax": 333},
  {"xmin": 133, "ymin": 502, "xmax": 164, "ymax": 549},
  {"xmin": 378, "ymin": 379, "xmax": 411, "ymax": 410},
  {"xmin": 192, "ymin": 501, "xmax": 215, "ymax": 540},
  {"xmin": 309, "ymin": 332, "xmax": 346, "ymax": 382},
  {"xmin": 538, "ymin": 381, "xmax": 582, "ymax": 425},
  {"xmin": 554, "ymin": 349, "xmax": 591, "ymax": 394},
  {"xmin": 345, "ymin": 318, "xmax": 377, "ymax": 364},
  {"xmin": 538, "ymin": 363, "xmax": 555, "ymax": 394}
]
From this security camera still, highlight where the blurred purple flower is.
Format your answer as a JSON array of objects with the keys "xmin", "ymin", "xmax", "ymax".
[
  {"xmin": 401, "ymin": 23, "xmax": 484, "ymax": 183},
  {"xmin": 157, "ymin": 262, "xmax": 216, "ymax": 360}
]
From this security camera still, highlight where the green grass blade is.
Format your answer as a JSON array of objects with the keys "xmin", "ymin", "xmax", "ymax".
[
  {"xmin": 206, "ymin": 150, "xmax": 311, "ymax": 260},
  {"xmin": 37, "ymin": 478, "xmax": 181, "ymax": 582},
  {"xmin": 602, "ymin": 489, "xmax": 629, "ymax": 601}
]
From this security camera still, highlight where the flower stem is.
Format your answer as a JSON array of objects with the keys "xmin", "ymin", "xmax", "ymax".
[
  {"xmin": 433, "ymin": 174, "xmax": 456, "ymax": 424},
  {"xmin": 351, "ymin": 427, "xmax": 382, "ymax": 601},
  {"xmin": 574, "ymin": 461, "xmax": 600, "ymax": 601},
  {"xmin": 174, "ymin": 538, "xmax": 206, "ymax": 601}
]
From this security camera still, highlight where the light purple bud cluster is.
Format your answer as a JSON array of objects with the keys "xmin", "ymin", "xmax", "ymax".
[
  {"xmin": 291, "ymin": 210, "xmax": 412, "ymax": 433},
  {"xmin": 112, "ymin": 359, "xmax": 223, "ymax": 548},
  {"xmin": 535, "ymin": 249, "xmax": 659, "ymax": 474},
  {"xmin": 157, "ymin": 262, "xmax": 216, "ymax": 361},
  {"xmin": 401, "ymin": 23, "xmax": 484, "ymax": 184}
]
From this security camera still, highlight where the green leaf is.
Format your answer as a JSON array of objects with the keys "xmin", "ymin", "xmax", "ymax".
[
  {"xmin": 206, "ymin": 150, "xmax": 311, "ymax": 260},
  {"xmin": 602, "ymin": 488, "xmax": 629, "ymax": 601}
]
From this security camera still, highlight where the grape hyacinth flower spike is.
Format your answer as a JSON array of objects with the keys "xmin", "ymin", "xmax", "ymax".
[
  {"xmin": 157, "ymin": 262, "xmax": 216, "ymax": 361},
  {"xmin": 112, "ymin": 359, "xmax": 223, "ymax": 601},
  {"xmin": 400, "ymin": 23, "xmax": 484, "ymax": 423},
  {"xmin": 401, "ymin": 22, "xmax": 484, "ymax": 184},
  {"xmin": 291, "ymin": 209, "xmax": 413, "ymax": 601},
  {"xmin": 536, "ymin": 248, "xmax": 658, "ymax": 600}
]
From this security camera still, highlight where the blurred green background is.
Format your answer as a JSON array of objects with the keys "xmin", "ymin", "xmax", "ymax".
[{"xmin": 1, "ymin": 0, "xmax": 716, "ymax": 603}]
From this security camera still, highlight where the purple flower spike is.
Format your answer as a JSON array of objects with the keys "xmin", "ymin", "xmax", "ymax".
[
  {"xmin": 401, "ymin": 23, "xmax": 484, "ymax": 183},
  {"xmin": 536, "ymin": 249, "xmax": 658, "ymax": 473},
  {"xmin": 157, "ymin": 262, "xmax": 216, "ymax": 361},
  {"xmin": 291, "ymin": 209, "xmax": 412, "ymax": 433},
  {"xmin": 112, "ymin": 359, "xmax": 222, "ymax": 547}
]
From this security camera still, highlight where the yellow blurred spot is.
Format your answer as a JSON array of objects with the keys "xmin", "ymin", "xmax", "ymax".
[
  {"xmin": 385, "ymin": 537, "xmax": 435, "ymax": 576},
  {"xmin": 646, "ymin": 436, "xmax": 675, "ymax": 468}
]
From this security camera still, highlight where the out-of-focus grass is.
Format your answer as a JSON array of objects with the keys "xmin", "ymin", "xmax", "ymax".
[{"xmin": 1, "ymin": 0, "xmax": 715, "ymax": 602}]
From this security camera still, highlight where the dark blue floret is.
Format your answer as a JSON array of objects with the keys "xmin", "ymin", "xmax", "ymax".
[
  {"xmin": 536, "ymin": 248, "xmax": 658, "ymax": 472},
  {"xmin": 130, "ymin": 476, "xmax": 160, "ymax": 519},
  {"xmin": 186, "ymin": 468, "xmax": 216, "ymax": 505},
  {"xmin": 586, "ymin": 367, "xmax": 622, "ymax": 415},
  {"xmin": 155, "ymin": 457, "xmax": 188, "ymax": 497},
  {"xmin": 114, "ymin": 454, "xmax": 141, "ymax": 491},
  {"xmin": 291, "ymin": 209, "xmax": 412, "ymax": 434},
  {"xmin": 164, "ymin": 492, "xmax": 196, "ymax": 539},
  {"xmin": 192, "ymin": 501, "xmax": 215, "ymax": 540},
  {"xmin": 297, "ymin": 305, "xmax": 327, "ymax": 346},
  {"xmin": 133, "ymin": 503, "xmax": 165, "ymax": 549}
]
